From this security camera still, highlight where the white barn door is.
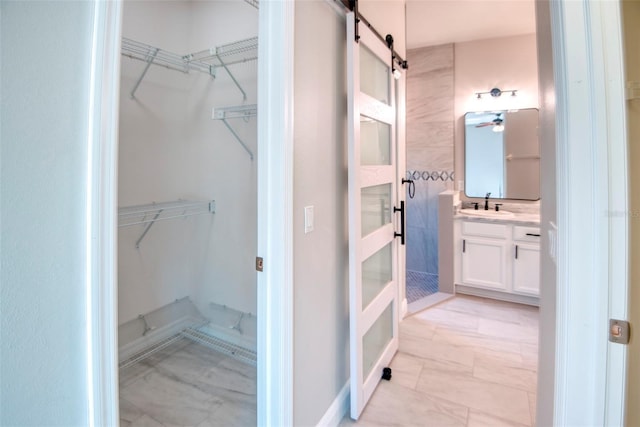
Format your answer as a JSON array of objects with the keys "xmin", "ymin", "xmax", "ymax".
[{"xmin": 347, "ymin": 11, "xmax": 400, "ymax": 420}]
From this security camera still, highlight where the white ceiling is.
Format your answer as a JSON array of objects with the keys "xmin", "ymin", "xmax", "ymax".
[{"xmin": 406, "ymin": 0, "xmax": 536, "ymax": 49}]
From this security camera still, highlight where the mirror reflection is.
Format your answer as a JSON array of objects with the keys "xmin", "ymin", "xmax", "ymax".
[{"xmin": 464, "ymin": 109, "xmax": 540, "ymax": 200}]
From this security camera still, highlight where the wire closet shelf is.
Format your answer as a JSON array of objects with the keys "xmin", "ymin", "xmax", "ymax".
[
  {"xmin": 118, "ymin": 200, "xmax": 215, "ymax": 248},
  {"xmin": 118, "ymin": 200, "xmax": 215, "ymax": 228},
  {"xmin": 121, "ymin": 36, "xmax": 258, "ymax": 99}
]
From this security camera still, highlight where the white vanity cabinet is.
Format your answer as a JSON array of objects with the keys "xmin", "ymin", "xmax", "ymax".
[
  {"xmin": 459, "ymin": 221, "xmax": 508, "ymax": 291},
  {"xmin": 512, "ymin": 226, "xmax": 541, "ymax": 296},
  {"xmin": 455, "ymin": 218, "xmax": 540, "ymax": 305}
]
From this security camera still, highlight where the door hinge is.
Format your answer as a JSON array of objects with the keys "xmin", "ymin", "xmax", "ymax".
[
  {"xmin": 256, "ymin": 256, "xmax": 264, "ymax": 272},
  {"xmin": 609, "ymin": 319, "xmax": 630, "ymax": 344}
]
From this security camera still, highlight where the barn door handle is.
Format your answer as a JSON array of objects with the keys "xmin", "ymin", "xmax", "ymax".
[{"xmin": 394, "ymin": 201, "xmax": 405, "ymax": 245}]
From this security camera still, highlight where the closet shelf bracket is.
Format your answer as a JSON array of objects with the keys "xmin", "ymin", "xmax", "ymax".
[
  {"xmin": 130, "ymin": 47, "xmax": 159, "ymax": 99},
  {"xmin": 217, "ymin": 53, "xmax": 246, "ymax": 100},
  {"xmin": 118, "ymin": 200, "xmax": 216, "ymax": 248},
  {"xmin": 185, "ymin": 37, "xmax": 258, "ymax": 100},
  {"xmin": 212, "ymin": 105, "xmax": 257, "ymax": 160}
]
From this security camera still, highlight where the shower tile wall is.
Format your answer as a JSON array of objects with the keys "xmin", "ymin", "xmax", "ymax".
[{"xmin": 406, "ymin": 44, "xmax": 454, "ymax": 283}]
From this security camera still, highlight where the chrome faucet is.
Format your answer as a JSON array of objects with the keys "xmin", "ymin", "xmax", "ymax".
[{"xmin": 484, "ymin": 192, "xmax": 491, "ymax": 210}]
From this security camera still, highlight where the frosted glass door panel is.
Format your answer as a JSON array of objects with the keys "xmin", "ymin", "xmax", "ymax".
[
  {"xmin": 361, "ymin": 184, "xmax": 392, "ymax": 236},
  {"xmin": 362, "ymin": 303, "xmax": 393, "ymax": 380},
  {"xmin": 362, "ymin": 243, "xmax": 392, "ymax": 310},
  {"xmin": 360, "ymin": 117, "xmax": 391, "ymax": 165},
  {"xmin": 359, "ymin": 46, "xmax": 390, "ymax": 105}
]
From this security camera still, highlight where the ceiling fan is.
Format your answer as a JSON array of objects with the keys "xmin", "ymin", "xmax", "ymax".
[
  {"xmin": 475, "ymin": 113, "xmax": 505, "ymax": 132},
  {"xmin": 475, "ymin": 113, "xmax": 503, "ymax": 128}
]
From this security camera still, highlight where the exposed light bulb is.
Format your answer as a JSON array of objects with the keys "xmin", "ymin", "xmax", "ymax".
[
  {"xmin": 393, "ymin": 68, "xmax": 402, "ymax": 80},
  {"xmin": 493, "ymin": 124, "xmax": 505, "ymax": 132}
]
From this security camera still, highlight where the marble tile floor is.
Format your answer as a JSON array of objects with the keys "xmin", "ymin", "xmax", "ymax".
[
  {"xmin": 119, "ymin": 339, "xmax": 256, "ymax": 427},
  {"xmin": 341, "ymin": 295, "xmax": 538, "ymax": 427}
]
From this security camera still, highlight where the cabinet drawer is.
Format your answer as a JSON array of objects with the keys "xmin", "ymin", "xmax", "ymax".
[
  {"xmin": 513, "ymin": 226, "xmax": 541, "ymax": 242},
  {"xmin": 461, "ymin": 221, "xmax": 508, "ymax": 239}
]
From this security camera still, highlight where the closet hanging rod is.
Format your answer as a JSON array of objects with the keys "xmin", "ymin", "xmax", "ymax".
[{"xmin": 212, "ymin": 105, "xmax": 257, "ymax": 160}]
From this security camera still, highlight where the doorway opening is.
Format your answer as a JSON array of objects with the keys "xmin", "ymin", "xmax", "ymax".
[
  {"xmin": 116, "ymin": 1, "xmax": 259, "ymax": 424},
  {"xmin": 403, "ymin": 1, "xmax": 540, "ymax": 311}
]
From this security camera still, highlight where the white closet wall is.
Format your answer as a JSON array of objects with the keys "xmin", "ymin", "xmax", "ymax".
[{"xmin": 118, "ymin": 1, "xmax": 258, "ymax": 327}]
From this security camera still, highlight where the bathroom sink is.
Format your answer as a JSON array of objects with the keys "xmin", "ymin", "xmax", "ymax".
[{"xmin": 459, "ymin": 208, "xmax": 515, "ymax": 218}]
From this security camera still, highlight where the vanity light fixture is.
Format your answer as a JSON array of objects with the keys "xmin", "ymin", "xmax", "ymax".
[{"xmin": 475, "ymin": 87, "xmax": 518, "ymax": 99}]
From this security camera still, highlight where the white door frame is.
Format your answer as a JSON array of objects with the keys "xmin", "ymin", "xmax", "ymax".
[
  {"xmin": 87, "ymin": 0, "xmax": 295, "ymax": 425},
  {"xmin": 85, "ymin": 1, "xmax": 122, "ymax": 425},
  {"xmin": 549, "ymin": 0, "xmax": 629, "ymax": 425},
  {"xmin": 396, "ymin": 69, "xmax": 408, "ymax": 320},
  {"xmin": 256, "ymin": 0, "xmax": 295, "ymax": 425}
]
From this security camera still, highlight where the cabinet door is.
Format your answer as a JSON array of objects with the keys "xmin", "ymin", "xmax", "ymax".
[
  {"xmin": 461, "ymin": 238, "xmax": 507, "ymax": 291},
  {"xmin": 512, "ymin": 243, "xmax": 540, "ymax": 295}
]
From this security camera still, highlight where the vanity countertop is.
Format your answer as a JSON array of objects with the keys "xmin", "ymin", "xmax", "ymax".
[{"xmin": 454, "ymin": 211, "xmax": 541, "ymax": 226}]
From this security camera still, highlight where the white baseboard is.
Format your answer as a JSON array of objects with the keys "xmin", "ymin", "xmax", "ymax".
[
  {"xmin": 400, "ymin": 297, "xmax": 408, "ymax": 319},
  {"xmin": 407, "ymin": 292, "xmax": 454, "ymax": 314},
  {"xmin": 455, "ymin": 285, "xmax": 539, "ymax": 306},
  {"xmin": 317, "ymin": 381, "xmax": 350, "ymax": 427}
]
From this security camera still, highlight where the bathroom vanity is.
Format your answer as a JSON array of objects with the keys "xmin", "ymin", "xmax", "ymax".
[{"xmin": 453, "ymin": 211, "xmax": 540, "ymax": 306}]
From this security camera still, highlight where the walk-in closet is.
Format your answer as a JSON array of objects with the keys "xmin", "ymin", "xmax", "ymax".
[{"xmin": 116, "ymin": 1, "xmax": 258, "ymax": 425}]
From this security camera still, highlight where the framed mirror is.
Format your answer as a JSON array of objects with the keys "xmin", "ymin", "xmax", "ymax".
[{"xmin": 464, "ymin": 108, "xmax": 540, "ymax": 200}]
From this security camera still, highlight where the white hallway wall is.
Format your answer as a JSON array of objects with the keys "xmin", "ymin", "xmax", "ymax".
[{"xmin": 0, "ymin": 2, "xmax": 95, "ymax": 424}]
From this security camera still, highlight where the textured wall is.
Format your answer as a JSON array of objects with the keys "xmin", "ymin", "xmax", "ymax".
[{"xmin": 1, "ymin": 2, "xmax": 94, "ymax": 424}]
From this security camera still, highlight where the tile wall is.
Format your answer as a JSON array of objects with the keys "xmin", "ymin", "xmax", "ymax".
[{"xmin": 406, "ymin": 44, "xmax": 455, "ymax": 278}]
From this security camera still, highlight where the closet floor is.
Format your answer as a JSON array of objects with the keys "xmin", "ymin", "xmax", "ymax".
[
  {"xmin": 119, "ymin": 339, "xmax": 256, "ymax": 427},
  {"xmin": 341, "ymin": 295, "xmax": 539, "ymax": 427}
]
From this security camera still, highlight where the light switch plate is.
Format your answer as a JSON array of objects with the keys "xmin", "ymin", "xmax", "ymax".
[{"xmin": 304, "ymin": 206, "xmax": 314, "ymax": 234}]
